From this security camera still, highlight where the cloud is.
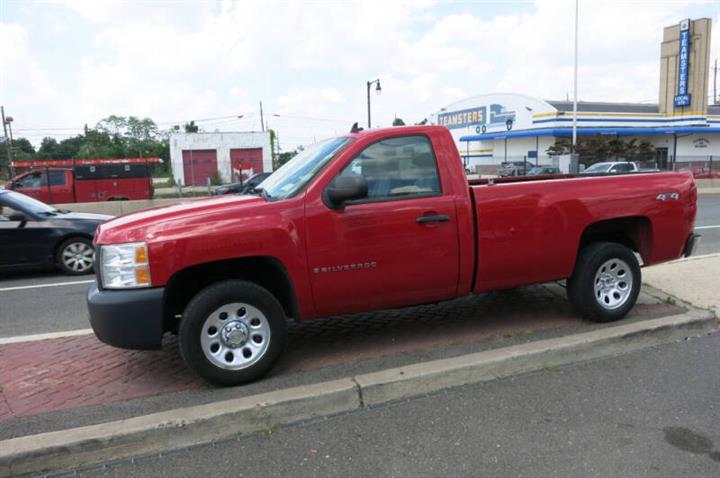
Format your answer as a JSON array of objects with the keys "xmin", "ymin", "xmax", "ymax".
[
  {"xmin": 0, "ymin": 23, "xmax": 56, "ymax": 105},
  {"xmin": 51, "ymin": 0, "xmax": 122, "ymax": 23},
  {"xmin": 3, "ymin": 0, "xmax": 719, "ymax": 147}
]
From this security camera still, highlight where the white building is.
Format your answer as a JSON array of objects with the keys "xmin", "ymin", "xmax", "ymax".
[
  {"xmin": 433, "ymin": 18, "xmax": 720, "ymax": 175},
  {"xmin": 169, "ymin": 131, "xmax": 272, "ymax": 186},
  {"xmin": 434, "ymin": 93, "xmax": 720, "ymax": 174}
]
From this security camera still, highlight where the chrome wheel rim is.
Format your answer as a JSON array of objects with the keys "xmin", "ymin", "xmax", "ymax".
[
  {"xmin": 200, "ymin": 302, "xmax": 271, "ymax": 370},
  {"xmin": 62, "ymin": 242, "xmax": 94, "ymax": 273},
  {"xmin": 593, "ymin": 258, "xmax": 633, "ymax": 310}
]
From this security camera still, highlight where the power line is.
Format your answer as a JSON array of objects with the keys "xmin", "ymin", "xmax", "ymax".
[{"xmin": 271, "ymin": 113, "xmax": 352, "ymax": 123}]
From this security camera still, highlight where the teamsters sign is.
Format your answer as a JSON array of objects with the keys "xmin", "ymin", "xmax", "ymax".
[
  {"xmin": 674, "ymin": 19, "xmax": 691, "ymax": 107},
  {"xmin": 438, "ymin": 104, "xmax": 517, "ymax": 133}
]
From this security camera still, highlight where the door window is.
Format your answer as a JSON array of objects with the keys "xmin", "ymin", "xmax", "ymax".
[
  {"xmin": 610, "ymin": 163, "xmax": 633, "ymax": 173},
  {"xmin": 15, "ymin": 172, "xmax": 43, "ymax": 188},
  {"xmin": 339, "ymin": 135, "xmax": 441, "ymax": 202},
  {"xmin": 48, "ymin": 171, "xmax": 66, "ymax": 186}
]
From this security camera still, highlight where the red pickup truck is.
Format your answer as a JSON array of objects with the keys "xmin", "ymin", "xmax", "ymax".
[
  {"xmin": 5, "ymin": 160, "xmax": 156, "ymax": 204},
  {"xmin": 87, "ymin": 125, "xmax": 699, "ymax": 385}
]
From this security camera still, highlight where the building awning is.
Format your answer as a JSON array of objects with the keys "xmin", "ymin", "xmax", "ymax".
[{"xmin": 460, "ymin": 126, "xmax": 720, "ymax": 142}]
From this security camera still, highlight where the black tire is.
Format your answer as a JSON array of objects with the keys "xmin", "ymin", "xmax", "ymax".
[
  {"xmin": 179, "ymin": 280, "xmax": 287, "ymax": 386},
  {"xmin": 567, "ymin": 242, "xmax": 641, "ymax": 323},
  {"xmin": 56, "ymin": 237, "xmax": 95, "ymax": 275}
]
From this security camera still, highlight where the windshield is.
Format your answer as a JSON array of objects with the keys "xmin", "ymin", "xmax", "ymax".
[
  {"xmin": 260, "ymin": 137, "xmax": 351, "ymax": 200},
  {"xmin": 0, "ymin": 191, "xmax": 58, "ymax": 216},
  {"xmin": 584, "ymin": 163, "xmax": 612, "ymax": 173}
]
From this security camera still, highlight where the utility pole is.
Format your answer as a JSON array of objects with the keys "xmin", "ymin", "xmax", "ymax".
[
  {"xmin": 259, "ymin": 101, "xmax": 265, "ymax": 132},
  {"xmin": 714, "ymin": 58, "xmax": 718, "ymax": 105},
  {"xmin": 1, "ymin": 106, "xmax": 12, "ymax": 174},
  {"xmin": 572, "ymin": 0, "xmax": 579, "ymax": 152}
]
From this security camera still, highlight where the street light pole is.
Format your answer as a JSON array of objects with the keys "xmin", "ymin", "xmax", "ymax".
[
  {"xmin": 1, "ymin": 107, "xmax": 13, "ymax": 175},
  {"xmin": 572, "ymin": 0, "xmax": 579, "ymax": 153},
  {"xmin": 366, "ymin": 78, "xmax": 381, "ymax": 128}
]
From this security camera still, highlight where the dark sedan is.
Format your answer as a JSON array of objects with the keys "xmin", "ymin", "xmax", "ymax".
[
  {"xmin": 210, "ymin": 172, "xmax": 272, "ymax": 196},
  {"xmin": 0, "ymin": 189, "xmax": 113, "ymax": 274}
]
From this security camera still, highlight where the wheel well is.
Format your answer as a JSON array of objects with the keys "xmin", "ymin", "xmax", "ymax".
[
  {"xmin": 578, "ymin": 216, "xmax": 652, "ymax": 262},
  {"xmin": 163, "ymin": 256, "xmax": 299, "ymax": 333}
]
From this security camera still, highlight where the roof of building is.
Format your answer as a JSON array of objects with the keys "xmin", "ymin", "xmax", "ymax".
[
  {"xmin": 547, "ymin": 100, "xmax": 720, "ymax": 116},
  {"xmin": 546, "ymin": 100, "xmax": 660, "ymax": 114},
  {"xmin": 460, "ymin": 126, "xmax": 720, "ymax": 142}
]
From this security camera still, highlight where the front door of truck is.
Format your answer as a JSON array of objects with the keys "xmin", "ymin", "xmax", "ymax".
[
  {"xmin": 305, "ymin": 134, "xmax": 459, "ymax": 317},
  {"xmin": 11, "ymin": 171, "xmax": 45, "ymax": 201},
  {"xmin": 47, "ymin": 170, "xmax": 74, "ymax": 204}
]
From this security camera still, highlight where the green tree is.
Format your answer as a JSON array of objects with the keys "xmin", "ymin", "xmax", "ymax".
[
  {"xmin": 77, "ymin": 129, "xmax": 122, "ymax": 158},
  {"xmin": 392, "ymin": 117, "xmax": 406, "ymax": 126},
  {"xmin": 415, "ymin": 118, "xmax": 428, "ymax": 125},
  {"xmin": 547, "ymin": 136, "xmax": 655, "ymax": 165},
  {"xmin": 184, "ymin": 121, "xmax": 199, "ymax": 133},
  {"xmin": 277, "ymin": 150, "xmax": 297, "ymax": 168},
  {"xmin": 36, "ymin": 137, "xmax": 60, "ymax": 160}
]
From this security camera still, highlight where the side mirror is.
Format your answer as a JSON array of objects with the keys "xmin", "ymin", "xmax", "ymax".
[
  {"xmin": 325, "ymin": 173, "xmax": 368, "ymax": 209},
  {"xmin": 9, "ymin": 213, "xmax": 27, "ymax": 222}
]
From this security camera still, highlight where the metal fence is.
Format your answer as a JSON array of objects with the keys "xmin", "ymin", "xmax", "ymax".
[{"xmin": 471, "ymin": 154, "xmax": 718, "ymax": 178}]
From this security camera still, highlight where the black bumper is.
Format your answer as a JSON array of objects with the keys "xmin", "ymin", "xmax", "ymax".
[
  {"xmin": 684, "ymin": 233, "xmax": 702, "ymax": 257},
  {"xmin": 87, "ymin": 282, "xmax": 165, "ymax": 350}
]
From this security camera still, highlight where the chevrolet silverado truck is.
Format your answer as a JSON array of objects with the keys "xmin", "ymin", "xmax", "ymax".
[{"xmin": 87, "ymin": 125, "xmax": 700, "ymax": 386}]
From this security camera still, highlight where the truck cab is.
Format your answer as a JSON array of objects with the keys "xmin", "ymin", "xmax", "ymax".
[{"xmin": 6, "ymin": 169, "xmax": 74, "ymax": 204}]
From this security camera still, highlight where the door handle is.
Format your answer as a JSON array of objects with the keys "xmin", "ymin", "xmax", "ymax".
[{"xmin": 416, "ymin": 214, "xmax": 450, "ymax": 224}]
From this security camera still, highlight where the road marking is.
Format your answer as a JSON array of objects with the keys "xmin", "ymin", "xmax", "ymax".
[
  {"xmin": 695, "ymin": 225, "xmax": 720, "ymax": 230},
  {"xmin": 0, "ymin": 279, "xmax": 94, "ymax": 292},
  {"xmin": 0, "ymin": 328, "xmax": 94, "ymax": 345}
]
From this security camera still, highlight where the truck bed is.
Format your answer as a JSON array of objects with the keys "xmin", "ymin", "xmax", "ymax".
[{"xmin": 468, "ymin": 171, "xmax": 696, "ymax": 293}]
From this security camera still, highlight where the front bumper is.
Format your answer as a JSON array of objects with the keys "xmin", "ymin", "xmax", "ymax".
[
  {"xmin": 684, "ymin": 233, "xmax": 702, "ymax": 258},
  {"xmin": 87, "ymin": 282, "xmax": 165, "ymax": 350}
]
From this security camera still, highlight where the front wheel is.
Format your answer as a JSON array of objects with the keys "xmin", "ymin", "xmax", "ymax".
[
  {"xmin": 56, "ymin": 237, "xmax": 95, "ymax": 275},
  {"xmin": 179, "ymin": 280, "xmax": 287, "ymax": 386},
  {"xmin": 567, "ymin": 242, "xmax": 641, "ymax": 323}
]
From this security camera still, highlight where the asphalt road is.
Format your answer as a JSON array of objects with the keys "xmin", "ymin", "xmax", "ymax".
[
  {"xmin": 695, "ymin": 194, "xmax": 720, "ymax": 255},
  {"xmin": 1, "ymin": 194, "xmax": 718, "ymax": 339},
  {"xmin": 83, "ymin": 332, "xmax": 720, "ymax": 477}
]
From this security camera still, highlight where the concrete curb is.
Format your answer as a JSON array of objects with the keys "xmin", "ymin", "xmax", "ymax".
[{"xmin": 1, "ymin": 310, "xmax": 716, "ymax": 477}]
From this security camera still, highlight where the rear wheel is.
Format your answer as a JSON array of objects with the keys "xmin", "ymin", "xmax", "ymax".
[
  {"xmin": 567, "ymin": 242, "xmax": 641, "ymax": 323},
  {"xmin": 179, "ymin": 280, "xmax": 287, "ymax": 386},
  {"xmin": 56, "ymin": 237, "xmax": 95, "ymax": 275}
]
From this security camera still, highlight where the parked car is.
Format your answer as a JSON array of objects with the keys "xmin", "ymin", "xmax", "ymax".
[
  {"xmin": 497, "ymin": 161, "xmax": 535, "ymax": 177},
  {"xmin": 580, "ymin": 161, "xmax": 640, "ymax": 175},
  {"xmin": 692, "ymin": 170, "xmax": 720, "ymax": 179},
  {"xmin": 527, "ymin": 166, "xmax": 561, "ymax": 176},
  {"xmin": 4, "ymin": 159, "xmax": 155, "ymax": 204},
  {"xmin": 87, "ymin": 125, "xmax": 699, "ymax": 386},
  {"xmin": 210, "ymin": 172, "xmax": 272, "ymax": 196},
  {"xmin": 0, "ymin": 190, "xmax": 112, "ymax": 274}
]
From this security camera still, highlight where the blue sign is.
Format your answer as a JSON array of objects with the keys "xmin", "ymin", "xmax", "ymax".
[
  {"xmin": 438, "ymin": 107, "xmax": 486, "ymax": 130},
  {"xmin": 674, "ymin": 20, "xmax": 691, "ymax": 107},
  {"xmin": 438, "ymin": 104, "xmax": 516, "ymax": 132}
]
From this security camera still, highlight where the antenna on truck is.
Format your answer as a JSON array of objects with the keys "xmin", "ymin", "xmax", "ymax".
[{"xmin": 350, "ymin": 122, "xmax": 364, "ymax": 133}]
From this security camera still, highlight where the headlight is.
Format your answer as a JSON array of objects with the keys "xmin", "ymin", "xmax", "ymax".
[{"xmin": 99, "ymin": 242, "xmax": 151, "ymax": 289}]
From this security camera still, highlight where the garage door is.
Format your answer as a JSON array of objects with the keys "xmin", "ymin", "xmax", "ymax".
[
  {"xmin": 182, "ymin": 149, "xmax": 217, "ymax": 186},
  {"xmin": 230, "ymin": 148, "xmax": 264, "ymax": 182}
]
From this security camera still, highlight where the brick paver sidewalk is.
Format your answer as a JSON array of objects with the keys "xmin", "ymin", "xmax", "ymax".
[{"xmin": 0, "ymin": 285, "xmax": 683, "ymax": 422}]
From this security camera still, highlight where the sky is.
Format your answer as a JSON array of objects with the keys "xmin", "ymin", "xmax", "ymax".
[{"xmin": 1, "ymin": 0, "xmax": 719, "ymax": 152}]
